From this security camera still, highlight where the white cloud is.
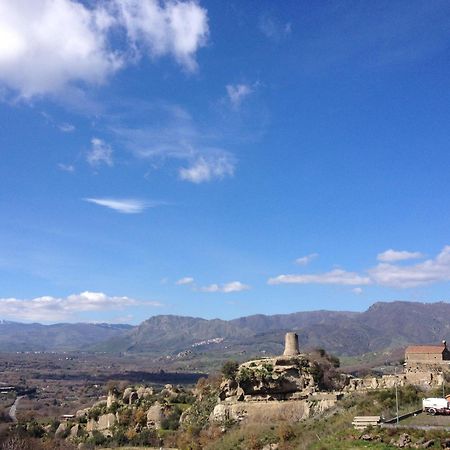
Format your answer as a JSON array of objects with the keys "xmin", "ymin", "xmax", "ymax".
[
  {"xmin": 377, "ymin": 249, "xmax": 424, "ymax": 262},
  {"xmin": 87, "ymin": 138, "xmax": 113, "ymax": 167},
  {"xmin": 0, "ymin": 0, "xmax": 208, "ymax": 98},
  {"xmin": 268, "ymin": 269, "xmax": 372, "ymax": 286},
  {"xmin": 179, "ymin": 154, "xmax": 235, "ymax": 183},
  {"xmin": 0, "ymin": 0, "xmax": 121, "ymax": 98},
  {"xmin": 269, "ymin": 245, "xmax": 450, "ymax": 290},
  {"xmin": 0, "ymin": 291, "xmax": 161, "ymax": 322},
  {"xmin": 58, "ymin": 163, "xmax": 75, "ymax": 172},
  {"xmin": 59, "ymin": 123, "xmax": 75, "ymax": 133},
  {"xmin": 295, "ymin": 253, "xmax": 318, "ymax": 266},
  {"xmin": 84, "ymin": 197, "xmax": 159, "ymax": 214},
  {"xmin": 176, "ymin": 277, "xmax": 194, "ymax": 285},
  {"xmin": 369, "ymin": 246, "xmax": 450, "ymax": 288},
  {"xmin": 352, "ymin": 287, "xmax": 363, "ymax": 295},
  {"xmin": 226, "ymin": 84, "xmax": 253, "ymax": 108},
  {"xmin": 115, "ymin": 0, "xmax": 209, "ymax": 71},
  {"xmin": 199, "ymin": 281, "xmax": 250, "ymax": 293}
]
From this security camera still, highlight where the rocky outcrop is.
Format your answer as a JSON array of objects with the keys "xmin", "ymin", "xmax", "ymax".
[
  {"xmin": 137, "ymin": 386, "xmax": 154, "ymax": 399},
  {"xmin": 87, "ymin": 413, "xmax": 116, "ymax": 434},
  {"xmin": 219, "ymin": 355, "xmax": 318, "ymax": 402},
  {"xmin": 212, "ymin": 353, "xmax": 341, "ymax": 425}
]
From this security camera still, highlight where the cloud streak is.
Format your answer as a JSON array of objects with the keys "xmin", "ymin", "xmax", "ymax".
[
  {"xmin": 179, "ymin": 154, "xmax": 235, "ymax": 183},
  {"xmin": 295, "ymin": 253, "xmax": 318, "ymax": 266},
  {"xmin": 377, "ymin": 249, "xmax": 424, "ymax": 262},
  {"xmin": 176, "ymin": 277, "xmax": 194, "ymax": 285},
  {"xmin": 0, "ymin": 291, "xmax": 161, "ymax": 322},
  {"xmin": 84, "ymin": 197, "xmax": 161, "ymax": 214},
  {"xmin": 268, "ymin": 269, "xmax": 371, "ymax": 286},
  {"xmin": 199, "ymin": 281, "xmax": 250, "ymax": 293},
  {"xmin": 111, "ymin": 103, "xmax": 236, "ymax": 183}
]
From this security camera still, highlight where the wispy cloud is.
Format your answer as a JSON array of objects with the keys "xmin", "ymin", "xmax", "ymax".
[
  {"xmin": 259, "ymin": 13, "xmax": 291, "ymax": 41},
  {"xmin": 226, "ymin": 84, "xmax": 253, "ymax": 108},
  {"xmin": 58, "ymin": 163, "xmax": 75, "ymax": 173},
  {"xmin": 87, "ymin": 138, "xmax": 113, "ymax": 167},
  {"xmin": 268, "ymin": 269, "xmax": 371, "ymax": 286},
  {"xmin": 176, "ymin": 277, "xmax": 194, "ymax": 285},
  {"xmin": 0, "ymin": 291, "xmax": 161, "ymax": 322},
  {"xmin": 199, "ymin": 281, "xmax": 250, "ymax": 293},
  {"xmin": 295, "ymin": 253, "xmax": 319, "ymax": 266},
  {"xmin": 352, "ymin": 287, "xmax": 363, "ymax": 295},
  {"xmin": 84, "ymin": 197, "xmax": 161, "ymax": 214},
  {"xmin": 0, "ymin": 0, "xmax": 209, "ymax": 98},
  {"xmin": 59, "ymin": 123, "xmax": 75, "ymax": 133},
  {"xmin": 377, "ymin": 249, "xmax": 424, "ymax": 262},
  {"xmin": 179, "ymin": 154, "xmax": 235, "ymax": 183},
  {"xmin": 110, "ymin": 103, "xmax": 236, "ymax": 183}
]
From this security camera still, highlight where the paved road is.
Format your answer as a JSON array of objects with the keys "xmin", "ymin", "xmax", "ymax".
[{"xmin": 8, "ymin": 396, "xmax": 24, "ymax": 422}]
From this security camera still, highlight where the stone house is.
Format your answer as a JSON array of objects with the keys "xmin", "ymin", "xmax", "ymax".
[{"xmin": 405, "ymin": 341, "xmax": 450, "ymax": 365}]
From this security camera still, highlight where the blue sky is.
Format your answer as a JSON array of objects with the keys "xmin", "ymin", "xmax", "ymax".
[{"xmin": 1, "ymin": 0, "xmax": 450, "ymax": 323}]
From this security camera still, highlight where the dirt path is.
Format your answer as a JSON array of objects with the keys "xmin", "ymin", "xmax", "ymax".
[{"xmin": 8, "ymin": 396, "xmax": 24, "ymax": 423}]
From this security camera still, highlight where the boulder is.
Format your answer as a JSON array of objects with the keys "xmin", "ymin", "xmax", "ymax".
[
  {"xmin": 107, "ymin": 391, "xmax": 118, "ymax": 408},
  {"xmin": 129, "ymin": 391, "xmax": 138, "ymax": 405},
  {"xmin": 97, "ymin": 413, "xmax": 116, "ymax": 430},
  {"xmin": 76, "ymin": 408, "xmax": 90, "ymax": 418},
  {"xmin": 55, "ymin": 422, "xmax": 68, "ymax": 438},
  {"xmin": 396, "ymin": 433, "xmax": 411, "ymax": 448},
  {"xmin": 147, "ymin": 401, "xmax": 164, "ymax": 429},
  {"xmin": 136, "ymin": 386, "xmax": 154, "ymax": 399},
  {"xmin": 70, "ymin": 424, "xmax": 81, "ymax": 438},
  {"xmin": 122, "ymin": 387, "xmax": 134, "ymax": 402},
  {"xmin": 86, "ymin": 413, "xmax": 116, "ymax": 432}
]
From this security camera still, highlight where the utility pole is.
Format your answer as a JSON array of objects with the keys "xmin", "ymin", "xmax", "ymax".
[{"xmin": 395, "ymin": 367, "xmax": 399, "ymax": 425}]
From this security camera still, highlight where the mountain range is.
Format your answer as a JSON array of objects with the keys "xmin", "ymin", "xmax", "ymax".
[{"xmin": 1, "ymin": 301, "xmax": 449, "ymax": 357}]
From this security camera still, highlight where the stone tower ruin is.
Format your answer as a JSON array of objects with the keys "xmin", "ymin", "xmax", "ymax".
[{"xmin": 283, "ymin": 332, "xmax": 299, "ymax": 356}]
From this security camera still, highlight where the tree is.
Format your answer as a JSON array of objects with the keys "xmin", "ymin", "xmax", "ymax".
[{"xmin": 221, "ymin": 360, "xmax": 239, "ymax": 380}]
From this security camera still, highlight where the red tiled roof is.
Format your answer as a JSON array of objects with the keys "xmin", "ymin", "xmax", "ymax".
[{"xmin": 405, "ymin": 345, "xmax": 445, "ymax": 354}]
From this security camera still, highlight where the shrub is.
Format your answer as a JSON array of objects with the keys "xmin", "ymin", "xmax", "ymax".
[{"xmin": 221, "ymin": 361, "xmax": 239, "ymax": 380}]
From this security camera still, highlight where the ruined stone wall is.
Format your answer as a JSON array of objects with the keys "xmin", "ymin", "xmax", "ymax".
[{"xmin": 211, "ymin": 393, "xmax": 340, "ymax": 424}]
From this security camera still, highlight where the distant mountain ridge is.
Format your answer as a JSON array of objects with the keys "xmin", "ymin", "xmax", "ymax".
[
  {"xmin": 0, "ymin": 321, "xmax": 132, "ymax": 352},
  {"xmin": 1, "ymin": 301, "xmax": 449, "ymax": 356}
]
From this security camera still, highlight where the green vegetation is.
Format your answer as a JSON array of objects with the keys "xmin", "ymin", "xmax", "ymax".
[{"xmin": 221, "ymin": 360, "xmax": 239, "ymax": 380}]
